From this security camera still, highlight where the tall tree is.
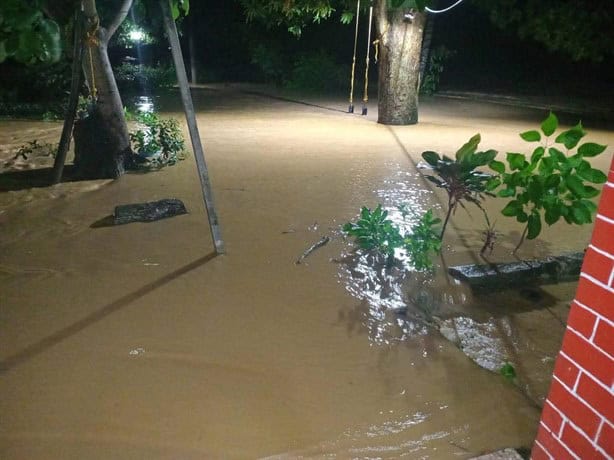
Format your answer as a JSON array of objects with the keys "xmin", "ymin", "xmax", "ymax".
[{"xmin": 73, "ymin": 0, "xmax": 134, "ymax": 179}]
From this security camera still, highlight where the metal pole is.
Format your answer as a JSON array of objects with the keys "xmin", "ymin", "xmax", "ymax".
[
  {"xmin": 348, "ymin": 0, "xmax": 360, "ymax": 113},
  {"xmin": 159, "ymin": 0, "xmax": 225, "ymax": 254},
  {"xmin": 362, "ymin": 2, "xmax": 373, "ymax": 116}
]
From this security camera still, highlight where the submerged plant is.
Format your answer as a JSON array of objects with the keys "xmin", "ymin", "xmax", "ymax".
[
  {"xmin": 402, "ymin": 208, "xmax": 442, "ymax": 270},
  {"xmin": 343, "ymin": 205, "xmax": 403, "ymax": 262},
  {"xmin": 421, "ymin": 134, "xmax": 497, "ymax": 239},
  {"xmin": 343, "ymin": 205, "xmax": 442, "ymax": 270},
  {"xmin": 488, "ymin": 112, "xmax": 608, "ymax": 252}
]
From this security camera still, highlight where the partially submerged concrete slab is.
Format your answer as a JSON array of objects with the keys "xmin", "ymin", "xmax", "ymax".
[{"xmin": 448, "ymin": 252, "xmax": 584, "ymax": 289}]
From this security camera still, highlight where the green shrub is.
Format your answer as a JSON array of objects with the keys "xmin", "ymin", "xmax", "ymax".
[
  {"xmin": 343, "ymin": 205, "xmax": 442, "ymax": 271},
  {"xmin": 420, "ymin": 45, "xmax": 455, "ymax": 95},
  {"xmin": 488, "ymin": 112, "xmax": 608, "ymax": 251},
  {"xmin": 285, "ymin": 50, "xmax": 345, "ymax": 92},
  {"xmin": 129, "ymin": 111, "xmax": 185, "ymax": 169},
  {"xmin": 114, "ymin": 62, "xmax": 175, "ymax": 92},
  {"xmin": 250, "ymin": 43, "xmax": 290, "ymax": 85},
  {"xmin": 421, "ymin": 134, "xmax": 497, "ymax": 239}
]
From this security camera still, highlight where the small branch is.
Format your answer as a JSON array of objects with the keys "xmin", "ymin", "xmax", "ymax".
[
  {"xmin": 295, "ymin": 236, "xmax": 331, "ymax": 265},
  {"xmin": 440, "ymin": 196, "xmax": 454, "ymax": 239},
  {"xmin": 107, "ymin": 0, "xmax": 134, "ymax": 38},
  {"xmin": 513, "ymin": 224, "xmax": 528, "ymax": 254}
]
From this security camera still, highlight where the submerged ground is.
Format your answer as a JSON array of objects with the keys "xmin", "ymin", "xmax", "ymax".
[{"xmin": 1, "ymin": 86, "xmax": 612, "ymax": 458}]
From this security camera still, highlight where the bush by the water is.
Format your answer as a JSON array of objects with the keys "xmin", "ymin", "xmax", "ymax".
[{"xmin": 114, "ymin": 62, "xmax": 176, "ymax": 92}]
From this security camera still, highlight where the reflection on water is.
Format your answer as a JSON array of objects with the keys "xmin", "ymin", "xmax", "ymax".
[
  {"xmin": 338, "ymin": 163, "xmax": 440, "ymax": 344},
  {"xmin": 133, "ymin": 95, "xmax": 155, "ymax": 114}
]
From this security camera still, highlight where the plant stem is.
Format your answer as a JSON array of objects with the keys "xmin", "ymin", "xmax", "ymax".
[
  {"xmin": 440, "ymin": 197, "xmax": 454, "ymax": 239},
  {"xmin": 513, "ymin": 224, "xmax": 528, "ymax": 254}
]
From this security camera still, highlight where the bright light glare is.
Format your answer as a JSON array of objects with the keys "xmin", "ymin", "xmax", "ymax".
[{"xmin": 129, "ymin": 30, "xmax": 145, "ymax": 42}]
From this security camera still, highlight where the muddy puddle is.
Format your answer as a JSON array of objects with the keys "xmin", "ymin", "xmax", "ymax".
[{"xmin": 1, "ymin": 85, "xmax": 612, "ymax": 458}]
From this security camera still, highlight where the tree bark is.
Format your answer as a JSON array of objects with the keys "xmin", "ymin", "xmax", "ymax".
[
  {"xmin": 73, "ymin": 0, "xmax": 133, "ymax": 179},
  {"xmin": 374, "ymin": 0, "xmax": 426, "ymax": 125}
]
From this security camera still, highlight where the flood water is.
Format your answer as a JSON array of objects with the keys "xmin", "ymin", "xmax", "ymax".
[{"xmin": 1, "ymin": 85, "xmax": 612, "ymax": 459}]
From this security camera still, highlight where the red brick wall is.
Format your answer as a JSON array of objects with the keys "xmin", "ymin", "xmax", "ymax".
[{"xmin": 532, "ymin": 158, "xmax": 614, "ymax": 460}]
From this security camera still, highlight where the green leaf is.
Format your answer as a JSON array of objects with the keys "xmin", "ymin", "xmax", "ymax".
[
  {"xmin": 501, "ymin": 200, "xmax": 522, "ymax": 217},
  {"xmin": 544, "ymin": 174, "xmax": 561, "ymax": 189},
  {"xmin": 472, "ymin": 149, "xmax": 498, "ymax": 167},
  {"xmin": 577, "ymin": 167, "xmax": 607, "ymax": 184},
  {"xmin": 540, "ymin": 112, "xmax": 558, "ymax": 136},
  {"xmin": 580, "ymin": 199, "xmax": 598, "ymax": 214},
  {"xmin": 498, "ymin": 187, "xmax": 516, "ymax": 198},
  {"xmin": 520, "ymin": 130, "xmax": 541, "ymax": 142},
  {"xmin": 571, "ymin": 201, "xmax": 592, "ymax": 224},
  {"xmin": 545, "ymin": 206, "xmax": 561, "ymax": 225},
  {"xmin": 38, "ymin": 19, "xmax": 61, "ymax": 63},
  {"xmin": 516, "ymin": 211, "xmax": 528, "ymax": 223},
  {"xmin": 422, "ymin": 151, "xmax": 440, "ymax": 167},
  {"xmin": 507, "ymin": 152, "xmax": 527, "ymax": 171},
  {"xmin": 489, "ymin": 160, "xmax": 505, "ymax": 174},
  {"xmin": 527, "ymin": 178, "xmax": 544, "ymax": 203},
  {"xmin": 530, "ymin": 146, "xmax": 545, "ymax": 165},
  {"xmin": 582, "ymin": 186, "xmax": 600, "ymax": 198},
  {"xmin": 565, "ymin": 175, "xmax": 587, "ymax": 198},
  {"xmin": 578, "ymin": 142, "xmax": 607, "ymax": 158},
  {"xmin": 568, "ymin": 154, "xmax": 584, "ymax": 169},
  {"xmin": 456, "ymin": 134, "xmax": 481, "ymax": 162},
  {"xmin": 527, "ymin": 213, "xmax": 542, "ymax": 240},
  {"xmin": 486, "ymin": 177, "xmax": 501, "ymax": 191},
  {"xmin": 548, "ymin": 147, "xmax": 567, "ymax": 163},
  {"xmin": 539, "ymin": 156, "xmax": 555, "ymax": 173},
  {"xmin": 555, "ymin": 122, "xmax": 586, "ymax": 150}
]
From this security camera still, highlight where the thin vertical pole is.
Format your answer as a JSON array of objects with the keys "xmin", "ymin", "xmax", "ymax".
[
  {"xmin": 348, "ymin": 0, "xmax": 360, "ymax": 113},
  {"xmin": 159, "ymin": 0, "xmax": 225, "ymax": 254},
  {"xmin": 362, "ymin": 3, "xmax": 373, "ymax": 116}
]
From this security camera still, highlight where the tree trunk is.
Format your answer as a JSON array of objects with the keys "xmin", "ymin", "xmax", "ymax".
[
  {"xmin": 375, "ymin": 0, "xmax": 426, "ymax": 125},
  {"xmin": 74, "ymin": 0, "xmax": 132, "ymax": 179}
]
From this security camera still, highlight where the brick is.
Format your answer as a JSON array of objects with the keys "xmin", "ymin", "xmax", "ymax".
[
  {"xmin": 581, "ymin": 247, "xmax": 614, "ymax": 287},
  {"xmin": 548, "ymin": 378, "xmax": 601, "ymax": 439},
  {"xmin": 535, "ymin": 424, "xmax": 576, "ymax": 460},
  {"xmin": 597, "ymin": 421, "xmax": 614, "ymax": 457},
  {"xmin": 598, "ymin": 183, "xmax": 614, "ymax": 221},
  {"xmin": 531, "ymin": 442, "xmax": 552, "ymax": 460},
  {"xmin": 590, "ymin": 216, "xmax": 614, "ymax": 256},
  {"xmin": 561, "ymin": 423, "xmax": 607, "ymax": 460},
  {"xmin": 562, "ymin": 329, "xmax": 613, "ymax": 388},
  {"xmin": 577, "ymin": 374, "xmax": 614, "ymax": 422},
  {"xmin": 566, "ymin": 302, "xmax": 598, "ymax": 340},
  {"xmin": 542, "ymin": 401, "xmax": 565, "ymax": 435},
  {"xmin": 594, "ymin": 319, "xmax": 614, "ymax": 358},
  {"xmin": 575, "ymin": 278, "xmax": 614, "ymax": 324},
  {"xmin": 553, "ymin": 353, "xmax": 581, "ymax": 390}
]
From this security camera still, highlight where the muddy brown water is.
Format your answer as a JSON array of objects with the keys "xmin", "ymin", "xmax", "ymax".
[{"xmin": 1, "ymin": 85, "xmax": 612, "ymax": 459}]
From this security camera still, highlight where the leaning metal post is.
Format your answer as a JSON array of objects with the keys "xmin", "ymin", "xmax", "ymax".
[{"xmin": 159, "ymin": 0, "xmax": 225, "ymax": 254}]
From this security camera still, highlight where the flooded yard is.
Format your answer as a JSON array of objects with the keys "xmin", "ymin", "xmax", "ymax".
[{"xmin": 1, "ymin": 85, "xmax": 612, "ymax": 458}]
